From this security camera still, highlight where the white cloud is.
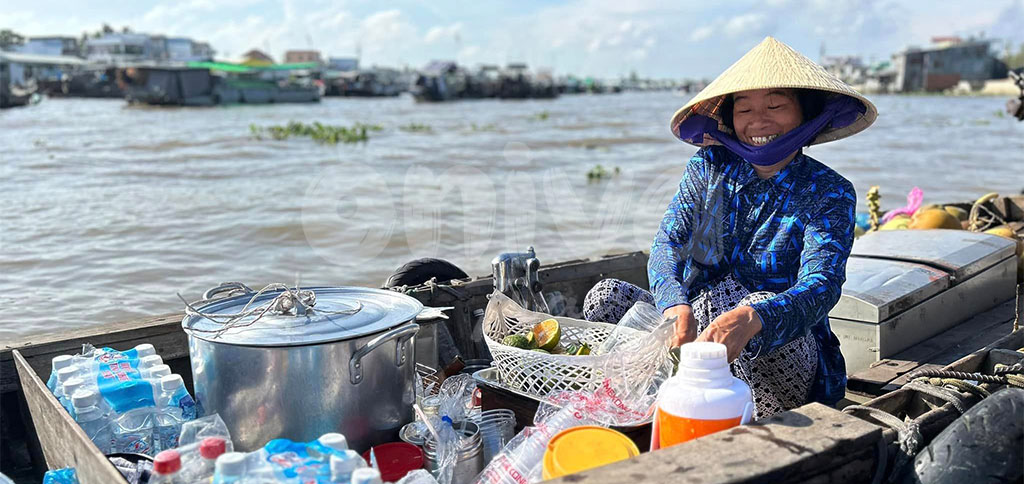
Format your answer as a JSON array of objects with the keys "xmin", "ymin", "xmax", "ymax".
[
  {"xmin": 690, "ymin": 26, "xmax": 715, "ymax": 42},
  {"xmin": 424, "ymin": 22, "xmax": 463, "ymax": 44},
  {"xmin": 458, "ymin": 45, "xmax": 481, "ymax": 59},
  {"xmin": 724, "ymin": 13, "xmax": 768, "ymax": 37}
]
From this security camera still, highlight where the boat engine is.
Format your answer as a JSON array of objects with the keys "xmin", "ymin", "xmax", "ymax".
[{"xmin": 491, "ymin": 246, "xmax": 550, "ymax": 313}]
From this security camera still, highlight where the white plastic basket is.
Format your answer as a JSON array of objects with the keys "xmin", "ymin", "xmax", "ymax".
[{"xmin": 482, "ymin": 292, "xmax": 662, "ymax": 399}]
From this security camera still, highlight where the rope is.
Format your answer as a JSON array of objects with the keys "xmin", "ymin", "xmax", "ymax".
[
  {"xmin": 902, "ymin": 380, "xmax": 971, "ymax": 415},
  {"xmin": 866, "ymin": 186, "xmax": 882, "ymax": 232},
  {"xmin": 843, "ymin": 405, "xmax": 921, "ymax": 483},
  {"xmin": 967, "ymin": 192, "xmax": 1007, "ymax": 232},
  {"xmin": 915, "ymin": 377, "xmax": 990, "ymax": 399},
  {"xmin": 905, "ymin": 368, "xmax": 1007, "ymax": 384},
  {"xmin": 995, "ymin": 361, "xmax": 1024, "ymax": 389},
  {"xmin": 179, "ymin": 283, "xmax": 362, "ymax": 338}
]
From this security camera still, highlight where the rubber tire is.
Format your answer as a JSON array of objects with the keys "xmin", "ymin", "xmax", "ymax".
[
  {"xmin": 900, "ymin": 387, "xmax": 1024, "ymax": 484},
  {"xmin": 384, "ymin": 258, "xmax": 468, "ymax": 288}
]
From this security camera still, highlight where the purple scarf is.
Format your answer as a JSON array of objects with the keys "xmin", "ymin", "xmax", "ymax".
[{"xmin": 676, "ymin": 95, "xmax": 865, "ymax": 166}]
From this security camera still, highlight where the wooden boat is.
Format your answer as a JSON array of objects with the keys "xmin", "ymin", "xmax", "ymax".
[
  {"xmin": 0, "ymin": 52, "xmax": 39, "ymax": 108},
  {"xmin": 1, "ymin": 196, "xmax": 1021, "ymax": 483},
  {"xmin": 122, "ymin": 63, "xmax": 320, "ymax": 106}
]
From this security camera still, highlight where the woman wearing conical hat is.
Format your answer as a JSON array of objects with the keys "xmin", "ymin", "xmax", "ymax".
[{"xmin": 583, "ymin": 37, "xmax": 876, "ymax": 418}]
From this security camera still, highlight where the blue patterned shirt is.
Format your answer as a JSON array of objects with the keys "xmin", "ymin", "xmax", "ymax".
[{"xmin": 648, "ymin": 145, "xmax": 855, "ymax": 406}]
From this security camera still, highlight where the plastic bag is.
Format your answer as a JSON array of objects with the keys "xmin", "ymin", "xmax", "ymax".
[
  {"xmin": 427, "ymin": 374, "xmax": 479, "ymax": 484},
  {"xmin": 398, "ymin": 469, "xmax": 441, "ymax": 484},
  {"xmin": 594, "ymin": 301, "xmax": 666, "ymax": 354},
  {"xmin": 177, "ymin": 413, "xmax": 233, "ymax": 451},
  {"xmin": 42, "ymin": 468, "xmax": 78, "ymax": 484}
]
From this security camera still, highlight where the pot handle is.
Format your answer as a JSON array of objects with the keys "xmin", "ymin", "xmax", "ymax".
[
  {"xmin": 349, "ymin": 323, "xmax": 420, "ymax": 384},
  {"xmin": 202, "ymin": 282, "xmax": 254, "ymax": 301}
]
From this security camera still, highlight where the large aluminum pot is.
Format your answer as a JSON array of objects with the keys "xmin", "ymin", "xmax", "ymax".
[{"xmin": 182, "ymin": 283, "xmax": 423, "ymax": 452}]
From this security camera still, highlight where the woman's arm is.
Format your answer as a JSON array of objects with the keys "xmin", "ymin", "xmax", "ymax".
[
  {"xmin": 648, "ymin": 150, "xmax": 709, "ymax": 312},
  {"xmin": 745, "ymin": 179, "xmax": 857, "ymax": 357}
]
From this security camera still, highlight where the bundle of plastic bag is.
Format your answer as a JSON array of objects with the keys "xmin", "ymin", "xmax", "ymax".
[{"xmin": 425, "ymin": 374, "xmax": 480, "ymax": 484}]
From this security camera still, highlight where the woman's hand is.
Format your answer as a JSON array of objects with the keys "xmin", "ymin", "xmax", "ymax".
[
  {"xmin": 664, "ymin": 304, "xmax": 697, "ymax": 348},
  {"xmin": 696, "ymin": 306, "xmax": 763, "ymax": 362}
]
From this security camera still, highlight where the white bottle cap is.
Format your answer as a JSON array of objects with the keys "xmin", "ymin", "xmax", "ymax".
[
  {"xmin": 320, "ymin": 432, "xmax": 349, "ymax": 451},
  {"xmin": 138, "ymin": 355, "xmax": 163, "ymax": 369},
  {"xmin": 72, "ymin": 389, "xmax": 100, "ymax": 409},
  {"xmin": 678, "ymin": 342, "xmax": 728, "ymax": 368},
  {"xmin": 215, "ymin": 452, "xmax": 247, "ymax": 477},
  {"xmin": 350, "ymin": 468, "xmax": 383, "ymax": 484},
  {"xmin": 330, "ymin": 452, "xmax": 362, "ymax": 478},
  {"xmin": 134, "ymin": 344, "xmax": 156, "ymax": 358},
  {"xmin": 75, "ymin": 406, "xmax": 103, "ymax": 422},
  {"xmin": 160, "ymin": 374, "xmax": 184, "ymax": 392},
  {"xmin": 56, "ymin": 366, "xmax": 78, "ymax": 383},
  {"xmin": 62, "ymin": 376, "xmax": 86, "ymax": 397},
  {"xmin": 672, "ymin": 342, "xmax": 734, "ymax": 388},
  {"xmin": 147, "ymin": 364, "xmax": 172, "ymax": 380},
  {"xmin": 52, "ymin": 355, "xmax": 74, "ymax": 372}
]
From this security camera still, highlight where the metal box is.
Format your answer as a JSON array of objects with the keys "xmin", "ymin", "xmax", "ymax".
[{"xmin": 830, "ymin": 230, "xmax": 1017, "ymax": 374}]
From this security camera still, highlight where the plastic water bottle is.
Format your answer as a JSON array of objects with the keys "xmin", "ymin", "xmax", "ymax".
[
  {"xmin": 54, "ymin": 366, "xmax": 80, "ymax": 400},
  {"xmin": 73, "ymin": 392, "xmax": 113, "ymax": 454},
  {"xmin": 142, "ymin": 364, "xmax": 172, "ymax": 380},
  {"xmin": 319, "ymin": 433, "xmax": 349, "ymax": 452},
  {"xmin": 329, "ymin": 451, "xmax": 365, "ymax": 483},
  {"xmin": 350, "ymin": 468, "xmax": 383, "ymax": 484},
  {"xmin": 151, "ymin": 450, "xmax": 185, "ymax": 484},
  {"xmin": 651, "ymin": 342, "xmax": 754, "ymax": 450},
  {"xmin": 182, "ymin": 437, "xmax": 227, "ymax": 483},
  {"xmin": 137, "ymin": 355, "xmax": 165, "ymax": 373},
  {"xmin": 108, "ymin": 379, "xmax": 157, "ymax": 455},
  {"xmin": 213, "ymin": 452, "xmax": 247, "ymax": 484},
  {"xmin": 153, "ymin": 402, "xmax": 182, "ymax": 453},
  {"xmin": 161, "ymin": 375, "xmax": 197, "ymax": 420},
  {"xmin": 47, "ymin": 355, "xmax": 74, "ymax": 392},
  {"xmin": 60, "ymin": 376, "xmax": 88, "ymax": 417}
]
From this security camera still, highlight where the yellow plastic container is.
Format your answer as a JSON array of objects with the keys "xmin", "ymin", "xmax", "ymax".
[{"xmin": 541, "ymin": 426, "xmax": 640, "ymax": 480}]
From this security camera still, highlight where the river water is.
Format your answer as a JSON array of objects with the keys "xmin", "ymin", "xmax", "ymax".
[{"xmin": 1, "ymin": 92, "xmax": 1022, "ymax": 340}]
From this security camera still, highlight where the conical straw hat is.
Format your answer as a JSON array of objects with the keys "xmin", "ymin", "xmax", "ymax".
[{"xmin": 670, "ymin": 36, "xmax": 877, "ymax": 147}]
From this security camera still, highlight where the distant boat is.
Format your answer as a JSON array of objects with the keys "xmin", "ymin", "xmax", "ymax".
[
  {"xmin": 326, "ymin": 68, "xmax": 404, "ymax": 97},
  {"xmin": 55, "ymin": 67, "xmax": 125, "ymax": 98},
  {"xmin": 1, "ymin": 51, "xmax": 91, "ymax": 104},
  {"xmin": 122, "ymin": 62, "xmax": 321, "ymax": 106},
  {"xmin": 0, "ymin": 52, "xmax": 39, "ymax": 108},
  {"xmin": 411, "ymin": 61, "xmax": 469, "ymax": 102}
]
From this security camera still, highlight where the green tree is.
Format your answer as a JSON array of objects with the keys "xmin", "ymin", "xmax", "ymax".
[
  {"xmin": 0, "ymin": 29, "xmax": 25, "ymax": 50},
  {"xmin": 1005, "ymin": 42, "xmax": 1024, "ymax": 70}
]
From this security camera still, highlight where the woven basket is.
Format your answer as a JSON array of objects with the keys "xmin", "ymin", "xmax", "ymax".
[{"xmin": 483, "ymin": 292, "xmax": 654, "ymax": 399}]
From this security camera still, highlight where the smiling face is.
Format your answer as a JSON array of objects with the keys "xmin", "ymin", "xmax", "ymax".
[{"xmin": 731, "ymin": 88, "xmax": 803, "ymax": 146}]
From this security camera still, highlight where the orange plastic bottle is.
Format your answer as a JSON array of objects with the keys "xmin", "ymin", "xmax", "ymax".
[{"xmin": 651, "ymin": 342, "xmax": 754, "ymax": 450}]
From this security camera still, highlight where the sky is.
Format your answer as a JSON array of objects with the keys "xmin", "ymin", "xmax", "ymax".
[{"xmin": 5, "ymin": 0, "xmax": 1024, "ymax": 78}]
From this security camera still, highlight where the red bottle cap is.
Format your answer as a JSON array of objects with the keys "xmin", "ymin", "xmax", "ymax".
[
  {"xmin": 200, "ymin": 437, "xmax": 227, "ymax": 459},
  {"xmin": 153, "ymin": 450, "xmax": 182, "ymax": 474}
]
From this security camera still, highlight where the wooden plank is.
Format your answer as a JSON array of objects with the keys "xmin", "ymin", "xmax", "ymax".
[
  {"xmin": 13, "ymin": 350, "xmax": 128, "ymax": 484},
  {"xmin": 1, "ymin": 313, "xmax": 187, "ymax": 394},
  {"xmin": 847, "ymin": 298, "xmax": 1016, "ymax": 395},
  {"xmin": 547, "ymin": 403, "xmax": 882, "ymax": 484}
]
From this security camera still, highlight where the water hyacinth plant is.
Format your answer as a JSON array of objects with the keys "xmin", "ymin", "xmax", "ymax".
[
  {"xmin": 399, "ymin": 123, "xmax": 433, "ymax": 133},
  {"xmin": 586, "ymin": 164, "xmax": 621, "ymax": 182},
  {"xmin": 249, "ymin": 121, "xmax": 383, "ymax": 144}
]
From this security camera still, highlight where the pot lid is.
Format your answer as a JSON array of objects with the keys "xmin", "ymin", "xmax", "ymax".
[{"xmin": 181, "ymin": 285, "xmax": 423, "ymax": 347}]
